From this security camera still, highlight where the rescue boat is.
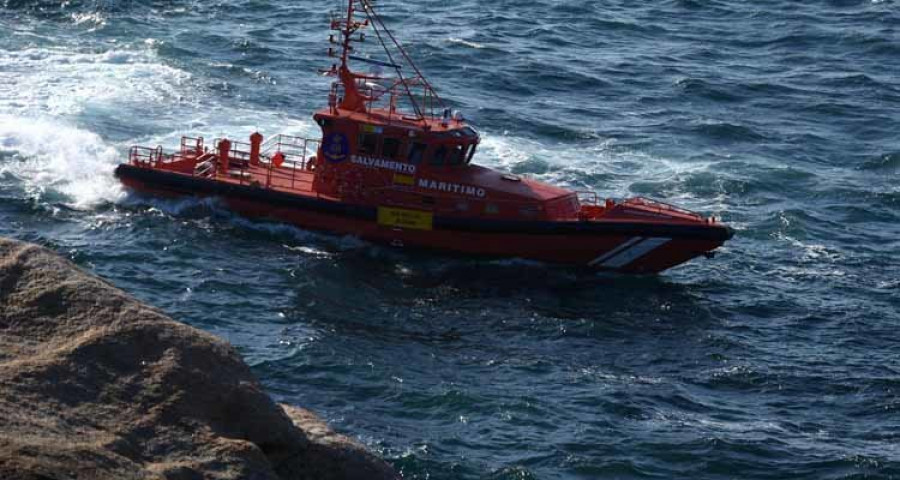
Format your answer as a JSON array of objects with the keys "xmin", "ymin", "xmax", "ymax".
[{"xmin": 115, "ymin": 0, "xmax": 733, "ymax": 274}]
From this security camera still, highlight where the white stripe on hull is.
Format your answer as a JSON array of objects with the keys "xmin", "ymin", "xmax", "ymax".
[
  {"xmin": 588, "ymin": 237, "xmax": 672, "ymax": 268},
  {"xmin": 588, "ymin": 236, "xmax": 644, "ymax": 266},
  {"xmin": 600, "ymin": 237, "xmax": 672, "ymax": 269}
]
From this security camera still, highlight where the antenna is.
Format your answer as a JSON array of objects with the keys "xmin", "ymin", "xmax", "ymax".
[{"xmin": 321, "ymin": 0, "xmax": 446, "ymax": 122}]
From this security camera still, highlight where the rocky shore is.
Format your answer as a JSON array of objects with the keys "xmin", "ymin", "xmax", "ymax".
[{"xmin": 0, "ymin": 237, "xmax": 398, "ymax": 480}]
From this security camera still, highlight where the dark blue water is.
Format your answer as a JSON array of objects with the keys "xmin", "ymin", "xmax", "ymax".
[{"xmin": 2, "ymin": 1, "xmax": 899, "ymax": 478}]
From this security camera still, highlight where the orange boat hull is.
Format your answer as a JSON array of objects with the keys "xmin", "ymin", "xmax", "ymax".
[{"xmin": 117, "ymin": 165, "xmax": 731, "ymax": 274}]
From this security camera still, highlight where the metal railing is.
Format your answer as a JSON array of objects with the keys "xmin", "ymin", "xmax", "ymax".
[
  {"xmin": 259, "ymin": 134, "xmax": 320, "ymax": 190},
  {"xmin": 629, "ymin": 197, "xmax": 703, "ymax": 219},
  {"xmin": 129, "ymin": 146, "xmax": 163, "ymax": 167},
  {"xmin": 575, "ymin": 191, "xmax": 600, "ymax": 206},
  {"xmin": 182, "ymin": 135, "xmax": 321, "ymax": 190},
  {"xmin": 261, "ymin": 134, "xmax": 320, "ymax": 169},
  {"xmin": 131, "ymin": 141, "xmax": 205, "ymax": 169},
  {"xmin": 180, "ymin": 136, "xmax": 204, "ymax": 156}
]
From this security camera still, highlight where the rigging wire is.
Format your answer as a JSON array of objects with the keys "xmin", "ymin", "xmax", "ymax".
[
  {"xmin": 359, "ymin": 0, "xmax": 446, "ymax": 112},
  {"xmin": 355, "ymin": 0, "xmax": 426, "ymax": 120}
]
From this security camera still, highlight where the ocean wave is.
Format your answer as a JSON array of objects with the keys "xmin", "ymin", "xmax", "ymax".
[
  {"xmin": 2, "ymin": 1, "xmax": 899, "ymax": 478},
  {"xmin": 689, "ymin": 121, "xmax": 768, "ymax": 143},
  {"xmin": 859, "ymin": 152, "xmax": 900, "ymax": 171},
  {"xmin": 0, "ymin": 45, "xmax": 192, "ymax": 117},
  {"xmin": 447, "ymin": 37, "xmax": 486, "ymax": 50},
  {"xmin": 676, "ymin": 78, "xmax": 745, "ymax": 103},
  {"xmin": 0, "ymin": 115, "xmax": 122, "ymax": 209}
]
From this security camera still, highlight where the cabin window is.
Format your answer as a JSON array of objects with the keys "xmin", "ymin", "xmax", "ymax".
[
  {"xmin": 466, "ymin": 144, "xmax": 477, "ymax": 164},
  {"xmin": 431, "ymin": 145, "xmax": 448, "ymax": 166},
  {"xmin": 460, "ymin": 145, "xmax": 472, "ymax": 164},
  {"xmin": 409, "ymin": 142, "xmax": 427, "ymax": 164},
  {"xmin": 461, "ymin": 127, "xmax": 478, "ymax": 139},
  {"xmin": 448, "ymin": 145, "xmax": 465, "ymax": 166},
  {"xmin": 382, "ymin": 137, "xmax": 402, "ymax": 160},
  {"xmin": 358, "ymin": 133, "xmax": 378, "ymax": 155}
]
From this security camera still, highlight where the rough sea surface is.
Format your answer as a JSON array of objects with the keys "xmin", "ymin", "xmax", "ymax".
[{"xmin": 1, "ymin": 1, "xmax": 898, "ymax": 478}]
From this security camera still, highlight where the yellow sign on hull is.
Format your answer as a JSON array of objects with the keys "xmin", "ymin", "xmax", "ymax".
[{"xmin": 377, "ymin": 206, "xmax": 434, "ymax": 231}]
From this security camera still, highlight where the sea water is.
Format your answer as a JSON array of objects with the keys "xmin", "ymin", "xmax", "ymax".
[{"xmin": 1, "ymin": 1, "xmax": 898, "ymax": 478}]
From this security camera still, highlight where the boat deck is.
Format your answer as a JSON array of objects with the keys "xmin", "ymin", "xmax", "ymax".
[
  {"xmin": 210, "ymin": 162, "xmax": 319, "ymax": 197},
  {"xmin": 128, "ymin": 136, "xmax": 721, "ymax": 227},
  {"xmin": 130, "ymin": 134, "xmax": 329, "ymax": 199}
]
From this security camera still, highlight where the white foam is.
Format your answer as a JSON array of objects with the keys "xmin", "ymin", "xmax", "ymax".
[
  {"xmin": 0, "ymin": 41, "xmax": 317, "ymax": 210},
  {"xmin": 0, "ymin": 42, "xmax": 197, "ymax": 209},
  {"xmin": 119, "ymin": 195, "xmax": 223, "ymax": 218},
  {"xmin": 478, "ymin": 133, "xmax": 539, "ymax": 169},
  {"xmin": 0, "ymin": 46, "xmax": 190, "ymax": 116},
  {"xmin": 478, "ymin": 133, "xmax": 644, "ymax": 193},
  {"xmin": 775, "ymin": 233, "xmax": 843, "ymax": 263},
  {"xmin": 477, "ymin": 132, "xmax": 730, "ymax": 214},
  {"xmin": 0, "ymin": 115, "xmax": 123, "ymax": 209},
  {"xmin": 70, "ymin": 12, "xmax": 107, "ymax": 29},
  {"xmin": 447, "ymin": 37, "xmax": 486, "ymax": 49}
]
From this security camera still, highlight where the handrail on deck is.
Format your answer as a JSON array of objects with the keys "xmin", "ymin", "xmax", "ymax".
[
  {"xmin": 630, "ymin": 196, "xmax": 701, "ymax": 218},
  {"xmin": 575, "ymin": 191, "xmax": 600, "ymax": 206},
  {"xmin": 131, "ymin": 134, "xmax": 323, "ymax": 193},
  {"xmin": 130, "ymin": 146, "xmax": 164, "ymax": 167},
  {"xmin": 180, "ymin": 136, "xmax": 204, "ymax": 155}
]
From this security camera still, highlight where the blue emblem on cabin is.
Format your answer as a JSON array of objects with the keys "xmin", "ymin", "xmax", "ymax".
[{"xmin": 323, "ymin": 133, "xmax": 350, "ymax": 163}]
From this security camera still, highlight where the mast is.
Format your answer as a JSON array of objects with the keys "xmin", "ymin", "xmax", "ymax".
[
  {"xmin": 331, "ymin": 0, "xmax": 368, "ymax": 112},
  {"xmin": 326, "ymin": 0, "xmax": 446, "ymax": 124}
]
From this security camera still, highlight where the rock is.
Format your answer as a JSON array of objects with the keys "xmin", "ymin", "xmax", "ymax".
[{"xmin": 0, "ymin": 238, "xmax": 398, "ymax": 480}]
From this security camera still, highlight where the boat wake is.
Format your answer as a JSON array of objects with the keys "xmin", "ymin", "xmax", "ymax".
[
  {"xmin": 0, "ymin": 40, "xmax": 319, "ymax": 212},
  {"xmin": 0, "ymin": 46, "xmax": 190, "ymax": 118},
  {"xmin": 0, "ymin": 115, "xmax": 122, "ymax": 209},
  {"xmin": 0, "ymin": 42, "xmax": 188, "ymax": 210}
]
